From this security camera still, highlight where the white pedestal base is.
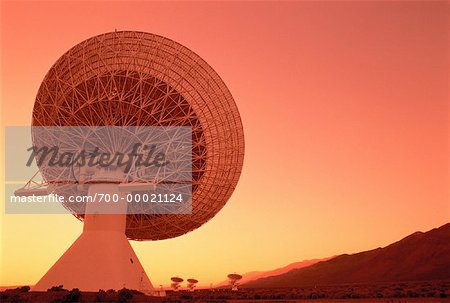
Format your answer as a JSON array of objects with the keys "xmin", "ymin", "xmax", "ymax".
[{"xmin": 33, "ymin": 184, "xmax": 164, "ymax": 296}]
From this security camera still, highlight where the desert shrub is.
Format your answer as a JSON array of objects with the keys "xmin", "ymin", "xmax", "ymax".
[
  {"xmin": 10, "ymin": 294, "xmax": 20, "ymax": 303},
  {"xmin": 15, "ymin": 286, "xmax": 30, "ymax": 293},
  {"xmin": 48, "ymin": 285, "xmax": 67, "ymax": 292},
  {"xmin": 423, "ymin": 291, "xmax": 436, "ymax": 297},
  {"xmin": 117, "ymin": 288, "xmax": 133, "ymax": 303},
  {"xmin": 127, "ymin": 289, "xmax": 143, "ymax": 295},
  {"xmin": 407, "ymin": 290, "xmax": 419, "ymax": 297},
  {"xmin": 96, "ymin": 289, "xmax": 107, "ymax": 302},
  {"xmin": 180, "ymin": 294, "xmax": 193, "ymax": 300},
  {"xmin": 62, "ymin": 288, "xmax": 81, "ymax": 302}
]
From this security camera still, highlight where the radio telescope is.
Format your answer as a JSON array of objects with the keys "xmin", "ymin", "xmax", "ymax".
[
  {"xmin": 170, "ymin": 277, "xmax": 184, "ymax": 291},
  {"xmin": 227, "ymin": 274, "xmax": 243, "ymax": 291},
  {"xmin": 25, "ymin": 31, "xmax": 244, "ymax": 295},
  {"xmin": 187, "ymin": 279, "xmax": 198, "ymax": 291}
]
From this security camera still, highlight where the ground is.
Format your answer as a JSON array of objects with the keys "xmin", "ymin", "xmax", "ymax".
[{"xmin": 1, "ymin": 281, "xmax": 449, "ymax": 303}]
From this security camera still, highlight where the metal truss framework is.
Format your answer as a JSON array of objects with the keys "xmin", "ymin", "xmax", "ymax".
[{"xmin": 32, "ymin": 31, "xmax": 245, "ymax": 240}]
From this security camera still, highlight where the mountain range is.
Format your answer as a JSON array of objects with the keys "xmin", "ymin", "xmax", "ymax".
[
  {"xmin": 244, "ymin": 223, "xmax": 450, "ymax": 288},
  {"xmin": 214, "ymin": 257, "xmax": 334, "ymax": 287}
]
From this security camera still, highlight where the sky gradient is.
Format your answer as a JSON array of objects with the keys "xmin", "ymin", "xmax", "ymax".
[{"xmin": 1, "ymin": 1, "xmax": 449, "ymax": 287}]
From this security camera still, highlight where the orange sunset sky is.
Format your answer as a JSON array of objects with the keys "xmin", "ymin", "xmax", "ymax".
[{"xmin": 1, "ymin": 1, "xmax": 449, "ymax": 287}]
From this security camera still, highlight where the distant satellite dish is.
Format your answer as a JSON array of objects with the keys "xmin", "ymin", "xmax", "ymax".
[
  {"xmin": 171, "ymin": 277, "xmax": 184, "ymax": 283},
  {"xmin": 227, "ymin": 274, "xmax": 243, "ymax": 281},
  {"xmin": 187, "ymin": 278, "xmax": 198, "ymax": 291},
  {"xmin": 227, "ymin": 273, "xmax": 242, "ymax": 291},
  {"xmin": 170, "ymin": 277, "xmax": 184, "ymax": 291}
]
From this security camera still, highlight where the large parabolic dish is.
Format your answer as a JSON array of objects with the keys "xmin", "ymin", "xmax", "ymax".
[{"xmin": 32, "ymin": 31, "xmax": 244, "ymax": 241}]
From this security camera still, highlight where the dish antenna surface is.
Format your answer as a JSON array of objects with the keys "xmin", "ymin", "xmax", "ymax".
[
  {"xmin": 26, "ymin": 31, "xmax": 244, "ymax": 295},
  {"xmin": 170, "ymin": 277, "xmax": 184, "ymax": 291},
  {"xmin": 187, "ymin": 278, "xmax": 198, "ymax": 291},
  {"xmin": 227, "ymin": 273, "xmax": 243, "ymax": 291}
]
